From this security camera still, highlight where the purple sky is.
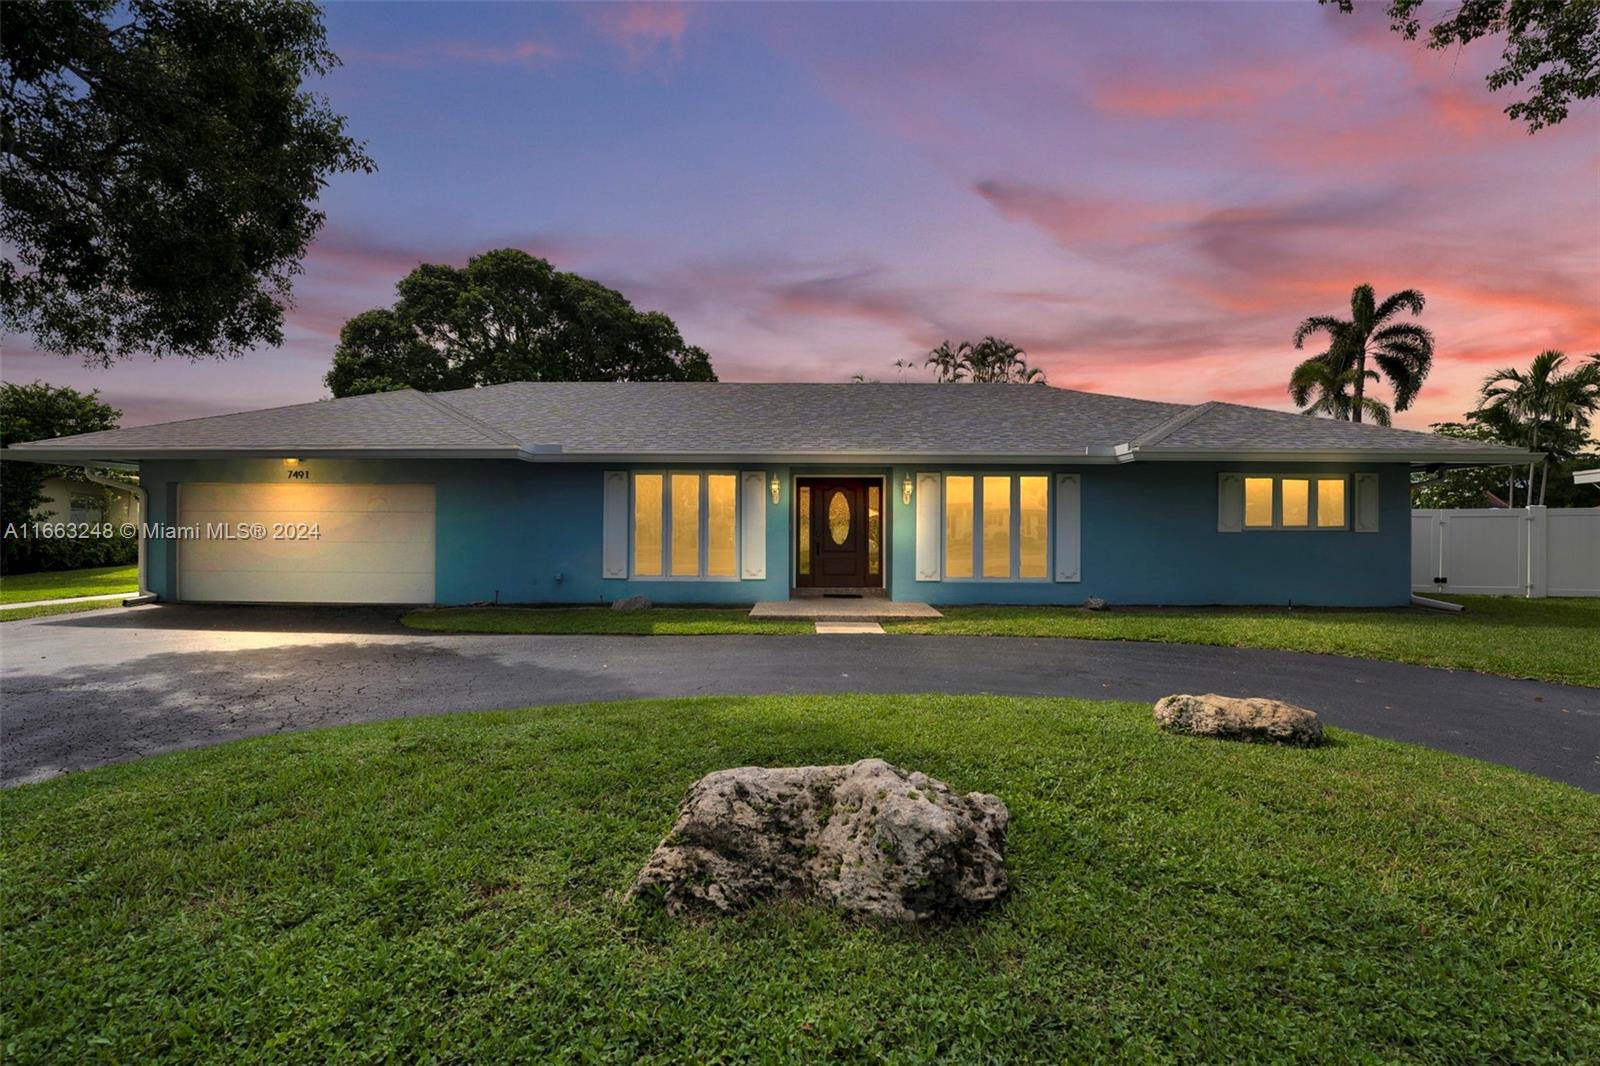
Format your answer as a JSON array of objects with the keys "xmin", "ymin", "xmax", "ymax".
[{"xmin": 4, "ymin": 1, "xmax": 1598, "ymax": 429}]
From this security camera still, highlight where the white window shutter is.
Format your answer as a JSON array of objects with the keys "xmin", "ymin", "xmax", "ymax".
[
  {"xmin": 1054, "ymin": 473, "xmax": 1081, "ymax": 582},
  {"xmin": 602, "ymin": 471, "xmax": 628, "ymax": 578},
  {"xmin": 1217, "ymin": 474, "xmax": 1244, "ymax": 533},
  {"xmin": 914, "ymin": 472, "xmax": 942, "ymax": 581},
  {"xmin": 1353, "ymin": 473, "xmax": 1380, "ymax": 533},
  {"xmin": 740, "ymin": 471, "xmax": 767, "ymax": 579}
]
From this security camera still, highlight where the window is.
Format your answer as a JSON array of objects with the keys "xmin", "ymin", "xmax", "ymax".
[
  {"xmin": 633, "ymin": 472, "xmax": 740, "ymax": 578},
  {"xmin": 945, "ymin": 475, "xmax": 974, "ymax": 578},
  {"xmin": 1237, "ymin": 475, "xmax": 1349, "ymax": 531},
  {"xmin": 944, "ymin": 473, "xmax": 1050, "ymax": 580},
  {"xmin": 867, "ymin": 485, "xmax": 881, "ymax": 577},
  {"xmin": 797, "ymin": 485, "xmax": 812, "ymax": 576}
]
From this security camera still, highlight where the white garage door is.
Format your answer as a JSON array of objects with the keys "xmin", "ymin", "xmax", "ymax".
[{"xmin": 178, "ymin": 483, "xmax": 435, "ymax": 604}]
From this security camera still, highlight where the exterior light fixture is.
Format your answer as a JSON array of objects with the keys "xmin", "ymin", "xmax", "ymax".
[
  {"xmin": 284, "ymin": 457, "xmax": 300, "ymax": 466},
  {"xmin": 902, "ymin": 474, "xmax": 914, "ymax": 505},
  {"xmin": 769, "ymin": 476, "xmax": 781, "ymax": 504}
]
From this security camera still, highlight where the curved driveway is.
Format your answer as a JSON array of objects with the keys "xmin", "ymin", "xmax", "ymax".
[{"xmin": 2, "ymin": 604, "xmax": 1596, "ymax": 791}]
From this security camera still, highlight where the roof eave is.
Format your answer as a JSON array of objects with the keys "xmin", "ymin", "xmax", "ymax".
[
  {"xmin": 0, "ymin": 446, "xmax": 528, "ymax": 463},
  {"xmin": 1131, "ymin": 447, "xmax": 1537, "ymax": 466}
]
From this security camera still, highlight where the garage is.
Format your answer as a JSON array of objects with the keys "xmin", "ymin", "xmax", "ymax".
[{"xmin": 177, "ymin": 483, "xmax": 435, "ymax": 604}]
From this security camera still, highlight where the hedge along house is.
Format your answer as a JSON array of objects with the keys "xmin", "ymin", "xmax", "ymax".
[{"xmin": 2, "ymin": 382, "xmax": 1531, "ymax": 608}]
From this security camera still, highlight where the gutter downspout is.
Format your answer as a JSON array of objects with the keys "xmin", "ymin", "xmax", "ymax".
[{"xmin": 80, "ymin": 465, "xmax": 155, "ymax": 604}]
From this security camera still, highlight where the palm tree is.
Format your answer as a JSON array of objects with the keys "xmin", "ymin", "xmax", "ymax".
[
  {"xmin": 1288, "ymin": 359, "xmax": 1392, "ymax": 426},
  {"xmin": 929, "ymin": 337, "xmax": 1047, "ymax": 384},
  {"xmin": 1473, "ymin": 351, "xmax": 1600, "ymax": 505},
  {"xmin": 1292, "ymin": 284, "xmax": 1434, "ymax": 422},
  {"xmin": 924, "ymin": 340, "xmax": 972, "ymax": 383}
]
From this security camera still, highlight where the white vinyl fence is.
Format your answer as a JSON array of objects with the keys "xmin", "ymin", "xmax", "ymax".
[{"xmin": 1412, "ymin": 507, "xmax": 1600, "ymax": 598}]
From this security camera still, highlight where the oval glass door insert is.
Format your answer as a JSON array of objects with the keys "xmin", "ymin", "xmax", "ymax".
[{"xmin": 827, "ymin": 490, "xmax": 851, "ymax": 545}]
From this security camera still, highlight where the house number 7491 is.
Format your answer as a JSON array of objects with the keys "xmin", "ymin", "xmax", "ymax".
[{"xmin": 286, "ymin": 468, "xmax": 310, "ymax": 480}]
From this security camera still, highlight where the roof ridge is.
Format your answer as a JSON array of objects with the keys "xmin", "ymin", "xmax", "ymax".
[
  {"xmin": 1127, "ymin": 401, "xmax": 1220, "ymax": 449},
  {"xmin": 412, "ymin": 390, "xmax": 526, "ymax": 447}
]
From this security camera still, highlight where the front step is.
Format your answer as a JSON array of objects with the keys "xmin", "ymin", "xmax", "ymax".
[{"xmin": 749, "ymin": 599, "xmax": 941, "ymax": 621}]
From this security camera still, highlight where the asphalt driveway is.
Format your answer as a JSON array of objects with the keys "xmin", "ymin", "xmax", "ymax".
[{"xmin": 2, "ymin": 604, "xmax": 1596, "ymax": 791}]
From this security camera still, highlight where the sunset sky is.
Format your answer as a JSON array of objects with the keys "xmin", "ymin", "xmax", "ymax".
[{"xmin": 4, "ymin": 1, "xmax": 1597, "ymax": 429}]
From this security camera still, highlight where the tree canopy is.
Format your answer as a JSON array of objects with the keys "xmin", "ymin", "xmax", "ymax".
[
  {"xmin": 1, "ymin": 0, "xmax": 373, "ymax": 364},
  {"xmin": 1324, "ymin": 0, "xmax": 1600, "ymax": 131},
  {"xmin": 324, "ymin": 249, "xmax": 717, "ymax": 397},
  {"xmin": 1471, "ymin": 350, "xmax": 1600, "ymax": 505}
]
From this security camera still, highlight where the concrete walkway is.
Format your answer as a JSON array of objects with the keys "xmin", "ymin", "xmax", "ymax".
[
  {"xmin": 1, "ymin": 603, "xmax": 1595, "ymax": 791},
  {"xmin": 751, "ymin": 599, "xmax": 941, "ymax": 620},
  {"xmin": 1, "ymin": 591, "xmax": 133, "ymax": 611}
]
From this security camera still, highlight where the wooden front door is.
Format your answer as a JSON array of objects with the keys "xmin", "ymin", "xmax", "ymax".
[{"xmin": 796, "ymin": 478, "xmax": 882, "ymax": 588}]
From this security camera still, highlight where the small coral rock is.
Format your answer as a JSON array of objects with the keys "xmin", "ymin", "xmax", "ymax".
[
  {"xmin": 1153, "ymin": 693, "xmax": 1324, "ymax": 747},
  {"xmin": 611, "ymin": 595, "xmax": 652, "ymax": 611},
  {"xmin": 628, "ymin": 758, "xmax": 1009, "ymax": 921}
]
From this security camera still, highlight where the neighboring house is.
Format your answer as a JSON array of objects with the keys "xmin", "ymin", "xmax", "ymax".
[
  {"xmin": 37, "ymin": 475, "xmax": 134, "ymax": 525},
  {"xmin": 1, "ymin": 382, "xmax": 1530, "ymax": 607}
]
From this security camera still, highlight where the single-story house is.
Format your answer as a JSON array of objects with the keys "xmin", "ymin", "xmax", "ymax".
[
  {"xmin": 2, "ymin": 382, "xmax": 1531, "ymax": 607},
  {"xmin": 36, "ymin": 474, "xmax": 136, "ymax": 525}
]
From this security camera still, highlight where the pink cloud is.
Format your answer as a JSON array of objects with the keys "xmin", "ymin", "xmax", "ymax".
[{"xmin": 587, "ymin": 3, "xmax": 691, "ymax": 64}]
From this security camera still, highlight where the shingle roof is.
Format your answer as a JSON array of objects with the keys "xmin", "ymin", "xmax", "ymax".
[{"xmin": 2, "ymin": 381, "xmax": 1533, "ymax": 465}]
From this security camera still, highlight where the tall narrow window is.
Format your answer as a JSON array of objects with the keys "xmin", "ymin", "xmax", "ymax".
[
  {"xmin": 1280, "ymin": 478, "xmax": 1310, "ymax": 527},
  {"xmin": 1244, "ymin": 477, "xmax": 1274, "ymax": 528},
  {"xmin": 633, "ymin": 474, "xmax": 664, "ymax": 576},
  {"xmin": 1316, "ymin": 478, "xmax": 1346, "ymax": 528},
  {"xmin": 945, "ymin": 475, "xmax": 974, "ymax": 578},
  {"xmin": 982, "ymin": 476, "xmax": 1011, "ymax": 578},
  {"xmin": 797, "ymin": 485, "xmax": 811, "ymax": 576},
  {"xmin": 1018, "ymin": 476, "xmax": 1048, "ymax": 579},
  {"xmin": 670, "ymin": 474, "xmax": 700, "ymax": 576},
  {"xmin": 706, "ymin": 474, "xmax": 737, "ymax": 577},
  {"xmin": 867, "ymin": 484, "xmax": 881, "ymax": 576}
]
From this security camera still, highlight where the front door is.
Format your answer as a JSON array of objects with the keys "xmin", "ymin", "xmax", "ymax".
[{"xmin": 796, "ymin": 478, "xmax": 882, "ymax": 588}]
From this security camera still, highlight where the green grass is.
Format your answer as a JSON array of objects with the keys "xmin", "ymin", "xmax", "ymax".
[
  {"xmin": 403, "ymin": 605, "xmax": 812, "ymax": 635},
  {"xmin": 884, "ymin": 595, "xmax": 1600, "ymax": 687},
  {"xmin": 403, "ymin": 597, "xmax": 1600, "ymax": 687},
  {"xmin": 0, "ymin": 564, "xmax": 137, "ymax": 604},
  {"xmin": 0, "ymin": 599, "xmax": 129, "ymax": 623},
  {"xmin": 4, "ymin": 695, "xmax": 1595, "ymax": 1063}
]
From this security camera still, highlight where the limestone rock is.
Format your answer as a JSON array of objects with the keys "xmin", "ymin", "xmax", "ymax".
[
  {"xmin": 1153, "ymin": 693, "xmax": 1324, "ymax": 747},
  {"xmin": 1083, "ymin": 597, "xmax": 1108, "ymax": 611},
  {"xmin": 611, "ymin": 595, "xmax": 652, "ymax": 611},
  {"xmin": 628, "ymin": 758, "xmax": 1009, "ymax": 921}
]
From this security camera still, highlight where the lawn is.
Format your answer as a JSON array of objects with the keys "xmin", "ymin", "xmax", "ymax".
[
  {"xmin": 0, "ymin": 563, "xmax": 137, "ymax": 604},
  {"xmin": 403, "ymin": 605, "xmax": 812, "ymax": 635},
  {"xmin": 3, "ymin": 695, "xmax": 1595, "ymax": 1063},
  {"xmin": 0, "ymin": 599, "xmax": 129, "ymax": 623},
  {"xmin": 402, "ymin": 596, "xmax": 1600, "ymax": 687},
  {"xmin": 884, "ymin": 596, "xmax": 1600, "ymax": 687}
]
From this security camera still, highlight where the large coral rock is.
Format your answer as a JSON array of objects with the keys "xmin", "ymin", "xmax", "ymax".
[
  {"xmin": 1153, "ymin": 693, "xmax": 1324, "ymax": 747},
  {"xmin": 628, "ymin": 758, "xmax": 1009, "ymax": 921}
]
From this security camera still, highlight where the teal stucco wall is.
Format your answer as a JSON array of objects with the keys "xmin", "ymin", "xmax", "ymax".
[{"xmin": 138, "ymin": 458, "xmax": 1412, "ymax": 607}]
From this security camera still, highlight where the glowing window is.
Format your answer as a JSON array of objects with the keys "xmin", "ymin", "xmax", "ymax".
[
  {"xmin": 1244, "ymin": 477, "xmax": 1274, "ymax": 528},
  {"xmin": 867, "ymin": 485, "xmax": 881, "ymax": 576},
  {"xmin": 706, "ymin": 474, "xmax": 737, "ymax": 577},
  {"xmin": 982, "ymin": 476, "xmax": 1011, "ymax": 578},
  {"xmin": 827, "ymin": 489, "xmax": 851, "ymax": 546},
  {"xmin": 944, "ymin": 475, "xmax": 974, "ymax": 579},
  {"xmin": 1281, "ymin": 479, "xmax": 1310, "ymax": 527},
  {"xmin": 1316, "ymin": 479, "xmax": 1346, "ymax": 528},
  {"xmin": 633, "ymin": 473, "xmax": 663, "ymax": 576},
  {"xmin": 670, "ymin": 474, "xmax": 700, "ymax": 576},
  {"xmin": 1018, "ymin": 476, "xmax": 1049, "ymax": 579},
  {"xmin": 797, "ymin": 485, "xmax": 811, "ymax": 576}
]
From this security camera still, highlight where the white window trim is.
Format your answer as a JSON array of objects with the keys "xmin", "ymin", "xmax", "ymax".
[
  {"xmin": 940, "ymin": 472, "xmax": 1053, "ymax": 583},
  {"xmin": 629, "ymin": 470, "xmax": 742, "ymax": 581},
  {"xmin": 1236, "ymin": 474, "xmax": 1351, "ymax": 532}
]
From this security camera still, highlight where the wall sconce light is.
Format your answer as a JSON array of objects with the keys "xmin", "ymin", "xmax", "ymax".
[
  {"xmin": 902, "ymin": 474, "xmax": 914, "ymax": 505},
  {"xmin": 284, "ymin": 457, "xmax": 300, "ymax": 466},
  {"xmin": 770, "ymin": 476, "xmax": 781, "ymax": 505}
]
